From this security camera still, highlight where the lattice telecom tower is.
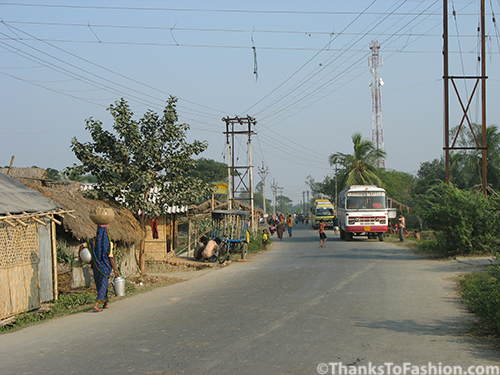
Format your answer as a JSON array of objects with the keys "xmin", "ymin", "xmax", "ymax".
[{"xmin": 369, "ymin": 40, "xmax": 385, "ymax": 168}]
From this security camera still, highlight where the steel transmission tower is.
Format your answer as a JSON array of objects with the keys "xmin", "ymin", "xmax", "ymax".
[
  {"xmin": 222, "ymin": 115, "xmax": 257, "ymax": 228},
  {"xmin": 369, "ymin": 40, "xmax": 385, "ymax": 168}
]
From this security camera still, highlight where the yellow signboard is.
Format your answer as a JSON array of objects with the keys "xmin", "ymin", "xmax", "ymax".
[{"xmin": 213, "ymin": 182, "xmax": 228, "ymax": 195}]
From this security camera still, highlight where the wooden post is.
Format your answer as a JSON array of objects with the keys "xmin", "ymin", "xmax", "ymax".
[
  {"xmin": 51, "ymin": 219, "xmax": 58, "ymax": 300},
  {"xmin": 187, "ymin": 218, "xmax": 192, "ymax": 257}
]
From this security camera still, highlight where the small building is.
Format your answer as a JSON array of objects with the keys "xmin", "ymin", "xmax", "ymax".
[{"xmin": 0, "ymin": 173, "xmax": 68, "ymax": 320}]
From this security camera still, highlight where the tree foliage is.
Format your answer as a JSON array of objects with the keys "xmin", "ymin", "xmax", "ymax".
[
  {"xmin": 188, "ymin": 157, "xmax": 227, "ymax": 185},
  {"xmin": 416, "ymin": 183, "xmax": 500, "ymax": 256},
  {"xmin": 328, "ymin": 132, "xmax": 386, "ymax": 187},
  {"xmin": 378, "ymin": 169, "xmax": 414, "ymax": 205},
  {"xmin": 69, "ymin": 97, "xmax": 212, "ymax": 218}
]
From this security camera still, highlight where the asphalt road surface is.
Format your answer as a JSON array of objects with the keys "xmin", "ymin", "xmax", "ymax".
[{"xmin": 1, "ymin": 225, "xmax": 499, "ymax": 375}]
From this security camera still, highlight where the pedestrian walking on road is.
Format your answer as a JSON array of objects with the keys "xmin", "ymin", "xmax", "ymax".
[
  {"xmin": 79, "ymin": 223, "xmax": 119, "ymax": 312},
  {"xmin": 318, "ymin": 219, "xmax": 327, "ymax": 247},
  {"xmin": 276, "ymin": 218, "xmax": 285, "ymax": 240},
  {"xmin": 286, "ymin": 214, "xmax": 293, "ymax": 237}
]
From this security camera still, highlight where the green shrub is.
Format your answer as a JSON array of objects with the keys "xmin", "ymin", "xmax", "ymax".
[
  {"xmin": 0, "ymin": 292, "xmax": 97, "ymax": 332},
  {"xmin": 416, "ymin": 183, "xmax": 500, "ymax": 256},
  {"xmin": 459, "ymin": 266, "xmax": 500, "ymax": 335},
  {"xmin": 248, "ymin": 229, "xmax": 265, "ymax": 254},
  {"xmin": 54, "ymin": 292, "xmax": 95, "ymax": 310}
]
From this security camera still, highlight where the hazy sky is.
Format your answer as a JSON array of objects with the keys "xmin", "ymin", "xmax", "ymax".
[{"xmin": 2, "ymin": 1, "xmax": 500, "ymax": 204}]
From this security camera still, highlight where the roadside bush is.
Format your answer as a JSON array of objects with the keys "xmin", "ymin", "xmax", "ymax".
[
  {"xmin": 459, "ymin": 265, "xmax": 500, "ymax": 335},
  {"xmin": 53, "ymin": 291, "xmax": 96, "ymax": 311},
  {"xmin": 248, "ymin": 229, "xmax": 266, "ymax": 254},
  {"xmin": 416, "ymin": 183, "xmax": 500, "ymax": 256}
]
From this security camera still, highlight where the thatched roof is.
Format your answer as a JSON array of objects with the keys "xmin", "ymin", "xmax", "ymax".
[
  {"xmin": 0, "ymin": 167, "xmax": 47, "ymax": 186},
  {"xmin": 27, "ymin": 181, "xmax": 144, "ymax": 244}
]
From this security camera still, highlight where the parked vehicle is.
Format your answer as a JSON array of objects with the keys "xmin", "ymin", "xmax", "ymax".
[
  {"xmin": 211, "ymin": 210, "xmax": 249, "ymax": 263},
  {"xmin": 337, "ymin": 185, "xmax": 396, "ymax": 241}
]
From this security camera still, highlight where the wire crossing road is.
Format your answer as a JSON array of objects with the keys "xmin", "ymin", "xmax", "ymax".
[{"xmin": 1, "ymin": 225, "xmax": 499, "ymax": 375}]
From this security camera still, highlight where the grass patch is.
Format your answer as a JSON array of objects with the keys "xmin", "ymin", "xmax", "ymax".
[
  {"xmin": 0, "ymin": 291, "xmax": 97, "ymax": 333},
  {"xmin": 458, "ymin": 266, "xmax": 500, "ymax": 336},
  {"xmin": 0, "ymin": 276, "xmax": 182, "ymax": 333}
]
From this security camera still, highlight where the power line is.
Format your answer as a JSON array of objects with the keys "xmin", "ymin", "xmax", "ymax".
[
  {"xmin": 0, "ymin": 21, "xmax": 227, "ymax": 118},
  {"xmin": 0, "ymin": 3, "xmax": 462, "ymax": 16}
]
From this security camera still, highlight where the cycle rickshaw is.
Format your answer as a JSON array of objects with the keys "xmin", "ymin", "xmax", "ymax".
[{"xmin": 211, "ymin": 210, "xmax": 250, "ymax": 263}]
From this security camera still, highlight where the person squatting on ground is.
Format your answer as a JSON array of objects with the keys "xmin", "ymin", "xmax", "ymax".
[
  {"xmin": 286, "ymin": 214, "xmax": 293, "ymax": 237},
  {"xmin": 318, "ymin": 219, "xmax": 327, "ymax": 248},
  {"xmin": 202, "ymin": 237, "xmax": 221, "ymax": 262},
  {"xmin": 79, "ymin": 224, "xmax": 119, "ymax": 312},
  {"xmin": 194, "ymin": 236, "xmax": 208, "ymax": 261}
]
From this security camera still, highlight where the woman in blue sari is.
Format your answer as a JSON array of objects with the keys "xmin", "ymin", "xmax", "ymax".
[{"xmin": 80, "ymin": 224, "xmax": 119, "ymax": 312}]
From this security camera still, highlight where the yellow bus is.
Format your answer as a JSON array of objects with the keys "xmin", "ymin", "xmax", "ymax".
[{"xmin": 312, "ymin": 199, "xmax": 335, "ymax": 230}]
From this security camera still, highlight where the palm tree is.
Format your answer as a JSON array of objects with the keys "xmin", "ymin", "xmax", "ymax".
[{"xmin": 328, "ymin": 132, "xmax": 386, "ymax": 187}]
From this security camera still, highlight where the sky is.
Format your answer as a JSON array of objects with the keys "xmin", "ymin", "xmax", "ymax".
[{"xmin": 2, "ymin": 0, "xmax": 500, "ymax": 205}]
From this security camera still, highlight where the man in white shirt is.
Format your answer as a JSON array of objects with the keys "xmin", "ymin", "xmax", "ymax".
[{"xmin": 202, "ymin": 237, "xmax": 221, "ymax": 262}]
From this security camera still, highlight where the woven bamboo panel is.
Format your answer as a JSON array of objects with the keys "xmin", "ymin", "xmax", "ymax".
[
  {"xmin": 0, "ymin": 223, "xmax": 41, "ymax": 319},
  {"xmin": 0, "ymin": 223, "xmax": 39, "ymax": 268}
]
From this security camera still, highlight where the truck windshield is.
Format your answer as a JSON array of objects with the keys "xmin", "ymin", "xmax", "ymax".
[
  {"xmin": 316, "ymin": 207, "xmax": 334, "ymax": 216},
  {"xmin": 346, "ymin": 193, "xmax": 386, "ymax": 209}
]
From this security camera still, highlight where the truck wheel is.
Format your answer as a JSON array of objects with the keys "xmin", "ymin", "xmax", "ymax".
[
  {"xmin": 340, "ymin": 228, "xmax": 345, "ymax": 240},
  {"xmin": 378, "ymin": 233, "xmax": 385, "ymax": 241},
  {"xmin": 346, "ymin": 232, "xmax": 353, "ymax": 241}
]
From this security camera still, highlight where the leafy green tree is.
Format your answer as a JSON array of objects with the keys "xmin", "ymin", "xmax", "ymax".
[
  {"xmin": 412, "ymin": 158, "xmax": 446, "ymax": 195},
  {"xmin": 276, "ymin": 195, "xmax": 293, "ymax": 213},
  {"xmin": 46, "ymin": 168, "xmax": 62, "ymax": 180},
  {"xmin": 378, "ymin": 169, "xmax": 414, "ymax": 205},
  {"xmin": 69, "ymin": 97, "xmax": 212, "ymax": 273},
  {"xmin": 416, "ymin": 183, "xmax": 500, "ymax": 256},
  {"xmin": 188, "ymin": 157, "xmax": 227, "ymax": 185},
  {"xmin": 63, "ymin": 170, "xmax": 98, "ymax": 183},
  {"xmin": 328, "ymin": 132, "xmax": 386, "ymax": 187},
  {"xmin": 447, "ymin": 124, "xmax": 500, "ymax": 190}
]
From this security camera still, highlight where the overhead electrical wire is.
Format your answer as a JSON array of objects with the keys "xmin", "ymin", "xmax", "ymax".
[
  {"xmin": 2, "ymin": 0, "xmax": 497, "ymax": 193},
  {"xmin": 0, "ymin": 21, "xmax": 227, "ymax": 119},
  {"xmin": 0, "ymin": 2, "xmax": 459, "ymax": 16}
]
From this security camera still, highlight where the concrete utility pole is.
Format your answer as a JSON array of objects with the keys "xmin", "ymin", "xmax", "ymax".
[
  {"xmin": 222, "ymin": 116, "xmax": 257, "ymax": 225},
  {"xmin": 306, "ymin": 190, "xmax": 311, "ymax": 215},
  {"xmin": 443, "ymin": 0, "xmax": 487, "ymax": 194},
  {"xmin": 369, "ymin": 40, "xmax": 385, "ymax": 168},
  {"xmin": 278, "ymin": 187, "xmax": 284, "ymax": 213},
  {"xmin": 270, "ymin": 179, "xmax": 278, "ymax": 217},
  {"xmin": 257, "ymin": 162, "xmax": 269, "ymax": 215}
]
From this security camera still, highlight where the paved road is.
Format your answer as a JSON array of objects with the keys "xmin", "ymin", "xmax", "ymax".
[{"xmin": 1, "ymin": 225, "xmax": 499, "ymax": 375}]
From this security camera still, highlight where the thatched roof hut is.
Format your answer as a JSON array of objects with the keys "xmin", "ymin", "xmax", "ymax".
[{"xmin": 29, "ymin": 182, "xmax": 144, "ymax": 244}]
